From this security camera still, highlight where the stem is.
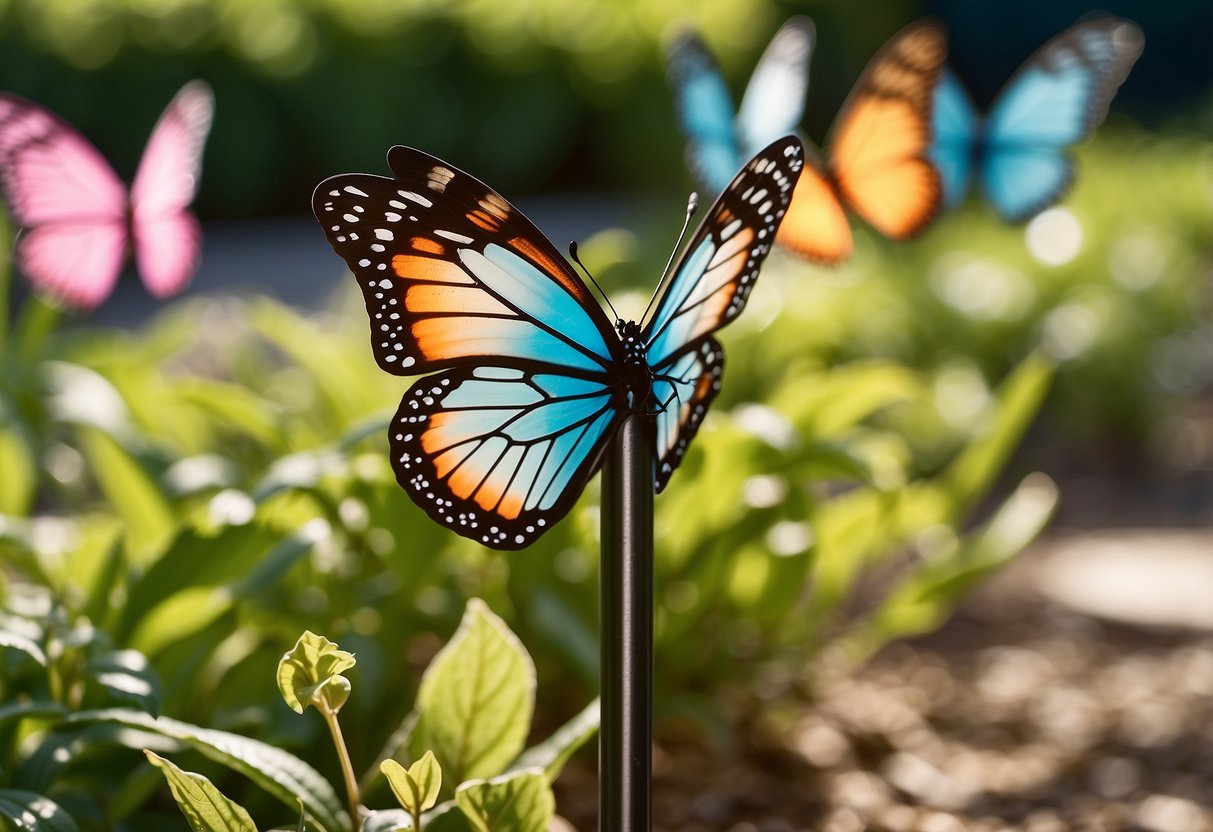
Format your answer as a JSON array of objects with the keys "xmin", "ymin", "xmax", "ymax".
[
  {"xmin": 412, "ymin": 807, "xmax": 423, "ymax": 832},
  {"xmin": 320, "ymin": 704, "xmax": 361, "ymax": 829}
]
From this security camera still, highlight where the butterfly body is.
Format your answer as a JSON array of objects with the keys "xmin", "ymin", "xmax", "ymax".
[
  {"xmin": 0, "ymin": 82, "xmax": 214, "ymax": 310},
  {"xmin": 314, "ymin": 138, "xmax": 804, "ymax": 548},
  {"xmin": 929, "ymin": 18, "xmax": 1143, "ymax": 222},
  {"xmin": 613, "ymin": 319, "xmax": 655, "ymax": 412}
]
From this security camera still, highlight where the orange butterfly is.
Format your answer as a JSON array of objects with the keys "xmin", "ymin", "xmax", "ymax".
[{"xmin": 778, "ymin": 21, "xmax": 948, "ymax": 263}]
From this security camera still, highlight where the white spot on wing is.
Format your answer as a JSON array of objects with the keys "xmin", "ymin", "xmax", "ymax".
[
  {"xmin": 435, "ymin": 229, "xmax": 474, "ymax": 244},
  {"xmin": 398, "ymin": 190, "xmax": 433, "ymax": 207}
]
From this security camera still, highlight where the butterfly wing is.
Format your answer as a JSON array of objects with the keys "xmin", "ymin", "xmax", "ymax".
[
  {"xmin": 981, "ymin": 18, "xmax": 1144, "ymax": 222},
  {"xmin": 827, "ymin": 20, "xmax": 948, "ymax": 240},
  {"xmin": 773, "ymin": 148, "xmax": 854, "ymax": 264},
  {"xmin": 314, "ymin": 146, "xmax": 627, "ymax": 548},
  {"xmin": 650, "ymin": 338, "xmax": 724, "ymax": 491},
  {"xmin": 643, "ymin": 136, "xmax": 803, "ymax": 488},
  {"xmin": 736, "ymin": 17, "xmax": 815, "ymax": 156},
  {"xmin": 390, "ymin": 365, "xmax": 623, "ymax": 549},
  {"xmin": 314, "ymin": 145, "xmax": 621, "ymax": 378},
  {"xmin": 928, "ymin": 67, "xmax": 979, "ymax": 209},
  {"xmin": 666, "ymin": 29, "xmax": 744, "ymax": 194},
  {"xmin": 130, "ymin": 81, "xmax": 215, "ymax": 299},
  {"xmin": 0, "ymin": 93, "xmax": 128, "ymax": 309},
  {"xmin": 645, "ymin": 135, "xmax": 803, "ymax": 367}
]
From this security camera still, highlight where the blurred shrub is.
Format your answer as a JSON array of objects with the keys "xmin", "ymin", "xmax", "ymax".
[{"xmin": 755, "ymin": 130, "xmax": 1213, "ymax": 472}]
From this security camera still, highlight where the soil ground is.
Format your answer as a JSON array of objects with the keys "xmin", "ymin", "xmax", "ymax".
[{"xmin": 554, "ymin": 529, "xmax": 1213, "ymax": 832}]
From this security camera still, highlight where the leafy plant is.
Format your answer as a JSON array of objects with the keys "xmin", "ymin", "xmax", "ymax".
[{"xmin": 149, "ymin": 601, "xmax": 593, "ymax": 832}]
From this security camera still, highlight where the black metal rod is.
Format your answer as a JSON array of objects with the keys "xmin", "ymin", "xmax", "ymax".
[{"xmin": 599, "ymin": 413, "xmax": 654, "ymax": 832}]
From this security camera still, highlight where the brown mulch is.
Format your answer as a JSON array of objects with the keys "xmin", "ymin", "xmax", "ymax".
[{"xmin": 554, "ymin": 536, "xmax": 1213, "ymax": 832}]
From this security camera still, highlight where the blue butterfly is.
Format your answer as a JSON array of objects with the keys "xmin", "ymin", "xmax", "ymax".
[
  {"xmin": 313, "ymin": 138, "xmax": 804, "ymax": 549},
  {"xmin": 666, "ymin": 17, "xmax": 815, "ymax": 195},
  {"xmin": 930, "ymin": 17, "xmax": 1143, "ymax": 222}
]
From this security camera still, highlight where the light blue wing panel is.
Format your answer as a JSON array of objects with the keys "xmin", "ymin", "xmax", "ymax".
[
  {"xmin": 313, "ymin": 145, "xmax": 620, "ymax": 377},
  {"xmin": 928, "ymin": 67, "xmax": 979, "ymax": 209},
  {"xmin": 982, "ymin": 18, "xmax": 1144, "ymax": 221},
  {"xmin": 644, "ymin": 136, "xmax": 803, "ymax": 368},
  {"xmin": 666, "ymin": 29, "xmax": 745, "ymax": 193},
  {"xmin": 650, "ymin": 339, "xmax": 724, "ymax": 492},
  {"xmin": 736, "ymin": 17, "xmax": 814, "ymax": 156},
  {"xmin": 982, "ymin": 147, "xmax": 1075, "ymax": 223},
  {"xmin": 390, "ymin": 366, "xmax": 623, "ymax": 549}
]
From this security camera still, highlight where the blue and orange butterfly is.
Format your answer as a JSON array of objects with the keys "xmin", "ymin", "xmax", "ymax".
[
  {"xmin": 668, "ymin": 20, "xmax": 947, "ymax": 264},
  {"xmin": 312, "ymin": 138, "xmax": 804, "ymax": 549},
  {"xmin": 930, "ymin": 17, "xmax": 1144, "ymax": 222}
]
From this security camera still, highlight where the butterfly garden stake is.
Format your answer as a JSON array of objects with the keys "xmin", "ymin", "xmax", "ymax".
[{"xmin": 313, "ymin": 136, "xmax": 804, "ymax": 829}]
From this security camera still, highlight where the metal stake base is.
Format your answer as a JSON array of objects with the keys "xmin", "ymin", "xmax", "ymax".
[{"xmin": 599, "ymin": 414, "xmax": 654, "ymax": 832}]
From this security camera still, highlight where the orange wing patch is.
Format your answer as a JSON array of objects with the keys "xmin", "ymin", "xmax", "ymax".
[
  {"xmin": 405, "ymin": 284, "xmax": 513, "ymax": 315},
  {"xmin": 826, "ymin": 20, "xmax": 946, "ymax": 243},
  {"xmin": 391, "ymin": 253, "xmax": 471, "ymax": 284},
  {"xmin": 410, "ymin": 236, "xmax": 446, "ymax": 255},
  {"xmin": 842, "ymin": 156, "xmax": 939, "ymax": 239},
  {"xmin": 507, "ymin": 235, "xmax": 594, "ymax": 303},
  {"xmin": 467, "ymin": 210, "xmax": 502, "ymax": 231},
  {"xmin": 781, "ymin": 20, "xmax": 945, "ymax": 263},
  {"xmin": 776, "ymin": 165, "xmax": 853, "ymax": 264}
]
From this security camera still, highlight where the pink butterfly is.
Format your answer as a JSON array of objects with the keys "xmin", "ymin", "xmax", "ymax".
[{"xmin": 0, "ymin": 81, "xmax": 214, "ymax": 311}]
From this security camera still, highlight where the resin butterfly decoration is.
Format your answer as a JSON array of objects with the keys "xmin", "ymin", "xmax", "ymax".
[
  {"xmin": 313, "ymin": 137, "xmax": 804, "ymax": 549},
  {"xmin": 0, "ymin": 81, "xmax": 214, "ymax": 311},
  {"xmin": 929, "ymin": 17, "xmax": 1144, "ymax": 222},
  {"xmin": 668, "ymin": 20, "xmax": 947, "ymax": 264}
]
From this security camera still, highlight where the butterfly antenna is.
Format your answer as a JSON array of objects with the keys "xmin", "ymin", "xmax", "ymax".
[
  {"xmin": 641, "ymin": 192, "xmax": 699, "ymax": 324},
  {"xmin": 569, "ymin": 241, "xmax": 621, "ymax": 324}
]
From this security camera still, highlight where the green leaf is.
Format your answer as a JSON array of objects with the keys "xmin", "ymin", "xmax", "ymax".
[
  {"xmin": 144, "ymin": 750, "xmax": 259, "ymax": 832},
  {"xmin": 508, "ymin": 698, "xmax": 598, "ymax": 782},
  {"xmin": 127, "ymin": 587, "xmax": 234, "ymax": 659},
  {"xmin": 360, "ymin": 810, "xmax": 415, "ymax": 832},
  {"xmin": 119, "ymin": 524, "xmax": 275, "ymax": 636},
  {"xmin": 773, "ymin": 359, "xmax": 925, "ymax": 437},
  {"xmin": 0, "ymin": 404, "xmax": 35, "ymax": 516},
  {"xmin": 67, "ymin": 710, "xmax": 347, "ymax": 832},
  {"xmin": 411, "ymin": 599, "xmax": 535, "ymax": 786},
  {"xmin": 125, "ymin": 524, "xmax": 323, "ymax": 656},
  {"xmin": 381, "ymin": 751, "xmax": 441, "ymax": 815},
  {"xmin": 85, "ymin": 649, "xmax": 161, "ymax": 713},
  {"xmin": 455, "ymin": 769, "xmax": 553, "ymax": 832},
  {"xmin": 76, "ymin": 427, "xmax": 175, "ymax": 566},
  {"xmin": 942, "ymin": 353, "xmax": 1055, "ymax": 514},
  {"xmin": 362, "ymin": 805, "xmax": 477, "ymax": 832},
  {"xmin": 172, "ymin": 378, "xmax": 283, "ymax": 448},
  {"xmin": 277, "ymin": 631, "xmax": 356, "ymax": 714},
  {"xmin": 0, "ymin": 789, "xmax": 79, "ymax": 832},
  {"xmin": 0, "ymin": 630, "xmax": 46, "ymax": 666}
]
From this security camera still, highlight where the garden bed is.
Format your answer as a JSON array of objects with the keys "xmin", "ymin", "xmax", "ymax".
[{"xmin": 556, "ymin": 528, "xmax": 1213, "ymax": 832}]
